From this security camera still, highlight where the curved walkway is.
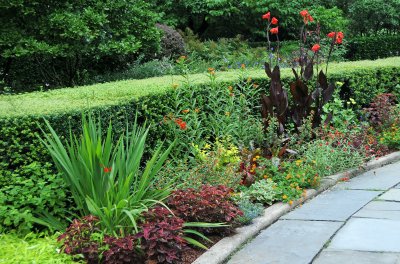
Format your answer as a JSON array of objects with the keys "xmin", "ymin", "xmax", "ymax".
[{"xmin": 227, "ymin": 161, "xmax": 400, "ymax": 264}]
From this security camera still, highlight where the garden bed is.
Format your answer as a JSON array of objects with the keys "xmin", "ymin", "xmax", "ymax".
[
  {"xmin": 1, "ymin": 8, "xmax": 400, "ymax": 264},
  {"xmin": 193, "ymin": 151, "xmax": 400, "ymax": 264}
]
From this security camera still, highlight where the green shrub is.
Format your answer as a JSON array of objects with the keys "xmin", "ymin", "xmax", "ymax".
[
  {"xmin": 0, "ymin": 0, "xmax": 160, "ymax": 92},
  {"xmin": 236, "ymin": 199, "xmax": 264, "ymax": 225},
  {"xmin": 243, "ymin": 179, "xmax": 278, "ymax": 205},
  {"xmin": 38, "ymin": 115, "xmax": 174, "ymax": 235},
  {"xmin": 0, "ymin": 58, "xmax": 399, "ymax": 232},
  {"xmin": 347, "ymin": 35, "xmax": 400, "ymax": 60},
  {"xmin": 299, "ymin": 139, "xmax": 365, "ymax": 177},
  {"xmin": 156, "ymin": 24, "xmax": 186, "ymax": 59},
  {"xmin": 0, "ymin": 233, "xmax": 77, "ymax": 264}
]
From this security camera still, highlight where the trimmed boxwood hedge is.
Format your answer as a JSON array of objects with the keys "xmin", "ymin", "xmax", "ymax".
[
  {"xmin": 1, "ymin": 57, "xmax": 399, "ymax": 233},
  {"xmin": 347, "ymin": 35, "xmax": 400, "ymax": 61}
]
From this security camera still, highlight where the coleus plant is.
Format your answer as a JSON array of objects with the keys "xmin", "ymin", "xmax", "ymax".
[{"xmin": 260, "ymin": 10, "xmax": 343, "ymax": 135}]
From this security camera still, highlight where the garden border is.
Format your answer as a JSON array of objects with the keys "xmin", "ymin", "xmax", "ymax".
[{"xmin": 193, "ymin": 151, "xmax": 400, "ymax": 264}]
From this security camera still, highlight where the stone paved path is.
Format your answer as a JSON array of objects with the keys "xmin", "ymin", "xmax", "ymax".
[{"xmin": 227, "ymin": 161, "xmax": 400, "ymax": 264}]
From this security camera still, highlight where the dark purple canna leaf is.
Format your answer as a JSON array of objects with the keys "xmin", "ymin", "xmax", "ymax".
[
  {"xmin": 265, "ymin": 62, "xmax": 272, "ymax": 78},
  {"xmin": 318, "ymin": 70, "xmax": 328, "ymax": 90},
  {"xmin": 303, "ymin": 60, "xmax": 314, "ymax": 81},
  {"xmin": 324, "ymin": 112, "xmax": 333, "ymax": 125},
  {"xmin": 261, "ymin": 94, "xmax": 273, "ymax": 120},
  {"xmin": 290, "ymin": 80, "xmax": 309, "ymax": 106},
  {"xmin": 323, "ymin": 83, "xmax": 335, "ymax": 104}
]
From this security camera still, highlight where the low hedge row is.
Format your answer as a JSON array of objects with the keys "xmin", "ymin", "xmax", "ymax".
[
  {"xmin": 1, "ymin": 57, "xmax": 399, "ymax": 233},
  {"xmin": 346, "ymin": 35, "xmax": 400, "ymax": 61}
]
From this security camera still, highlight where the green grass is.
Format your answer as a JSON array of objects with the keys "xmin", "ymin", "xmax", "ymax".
[
  {"xmin": 1, "ymin": 57, "xmax": 399, "ymax": 118},
  {"xmin": 0, "ymin": 233, "xmax": 79, "ymax": 264}
]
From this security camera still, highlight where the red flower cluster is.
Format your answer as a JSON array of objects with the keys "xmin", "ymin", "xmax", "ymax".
[
  {"xmin": 311, "ymin": 44, "xmax": 321, "ymax": 52},
  {"xmin": 174, "ymin": 118, "xmax": 187, "ymax": 130},
  {"xmin": 300, "ymin": 9, "xmax": 314, "ymax": 24},
  {"xmin": 327, "ymin": 31, "xmax": 344, "ymax": 44},
  {"xmin": 103, "ymin": 167, "xmax": 112, "ymax": 173},
  {"xmin": 262, "ymin": 11, "xmax": 279, "ymax": 35}
]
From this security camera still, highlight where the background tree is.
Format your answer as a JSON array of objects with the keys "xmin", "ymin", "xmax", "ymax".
[{"xmin": 0, "ymin": 0, "xmax": 160, "ymax": 90}]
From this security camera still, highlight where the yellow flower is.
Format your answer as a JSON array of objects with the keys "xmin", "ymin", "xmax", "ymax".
[
  {"xmin": 228, "ymin": 86, "xmax": 233, "ymax": 92},
  {"xmin": 172, "ymin": 83, "xmax": 179, "ymax": 89},
  {"xmin": 263, "ymin": 175, "xmax": 268, "ymax": 179},
  {"xmin": 295, "ymin": 159, "xmax": 303, "ymax": 166},
  {"xmin": 282, "ymin": 195, "xmax": 288, "ymax": 200},
  {"xmin": 225, "ymin": 111, "xmax": 231, "ymax": 117},
  {"xmin": 289, "ymin": 200, "xmax": 293, "ymax": 206},
  {"xmin": 195, "ymin": 108, "xmax": 200, "ymax": 113}
]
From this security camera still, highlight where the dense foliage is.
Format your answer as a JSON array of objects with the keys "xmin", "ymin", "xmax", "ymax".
[
  {"xmin": 346, "ymin": 35, "xmax": 400, "ymax": 60},
  {"xmin": 0, "ymin": 0, "xmax": 160, "ymax": 91},
  {"xmin": 1, "ymin": 60, "xmax": 399, "ymax": 233}
]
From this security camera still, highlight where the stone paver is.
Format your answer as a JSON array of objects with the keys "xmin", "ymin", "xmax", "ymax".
[
  {"xmin": 327, "ymin": 218, "xmax": 400, "ymax": 252},
  {"xmin": 353, "ymin": 201, "xmax": 400, "ymax": 221},
  {"xmin": 333, "ymin": 162, "xmax": 400, "ymax": 190},
  {"xmin": 378, "ymin": 189, "xmax": 400, "ymax": 202},
  {"xmin": 313, "ymin": 250, "xmax": 400, "ymax": 264},
  {"xmin": 227, "ymin": 161, "xmax": 400, "ymax": 264},
  {"xmin": 281, "ymin": 189, "xmax": 381, "ymax": 221},
  {"xmin": 228, "ymin": 220, "xmax": 342, "ymax": 264}
]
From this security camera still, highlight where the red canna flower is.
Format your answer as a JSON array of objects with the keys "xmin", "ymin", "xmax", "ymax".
[
  {"xmin": 311, "ymin": 44, "xmax": 321, "ymax": 52},
  {"xmin": 300, "ymin": 10, "xmax": 309, "ymax": 17},
  {"xmin": 103, "ymin": 167, "xmax": 112, "ymax": 173},
  {"xmin": 300, "ymin": 9, "xmax": 314, "ymax": 24},
  {"xmin": 336, "ymin": 31, "xmax": 344, "ymax": 44},
  {"xmin": 327, "ymin": 32, "xmax": 336, "ymax": 38},
  {"xmin": 327, "ymin": 32, "xmax": 344, "ymax": 44},
  {"xmin": 262, "ymin": 12, "xmax": 271, "ymax": 21},
  {"xmin": 270, "ymin": 27, "xmax": 279, "ymax": 35},
  {"xmin": 271, "ymin": 17, "xmax": 278, "ymax": 25}
]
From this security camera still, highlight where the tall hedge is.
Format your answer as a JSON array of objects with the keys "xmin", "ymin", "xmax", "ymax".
[
  {"xmin": 1, "ymin": 59, "xmax": 399, "ymax": 233},
  {"xmin": 346, "ymin": 35, "xmax": 400, "ymax": 60},
  {"xmin": 0, "ymin": 0, "xmax": 160, "ymax": 92}
]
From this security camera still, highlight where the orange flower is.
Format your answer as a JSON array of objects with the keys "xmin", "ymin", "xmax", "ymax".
[
  {"xmin": 103, "ymin": 167, "xmax": 112, "ymax": 173},
  {"xmin": 271, "ymin": 17, "xmax": 278, "ymax": 25},
  {"xmin": 241, "ymin": 64, "xmax": 246, "ymax": 69},
  {"xmin": 289, "ymin": 200, "xmax": 293, "ymax": 206},
  {"xmin": 270, "ymin": 27, "xmax": 279, "ymax": 35},
  {"xmin": 181, "ymin": 109, "xmax": 190, "ymax": 114}
]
